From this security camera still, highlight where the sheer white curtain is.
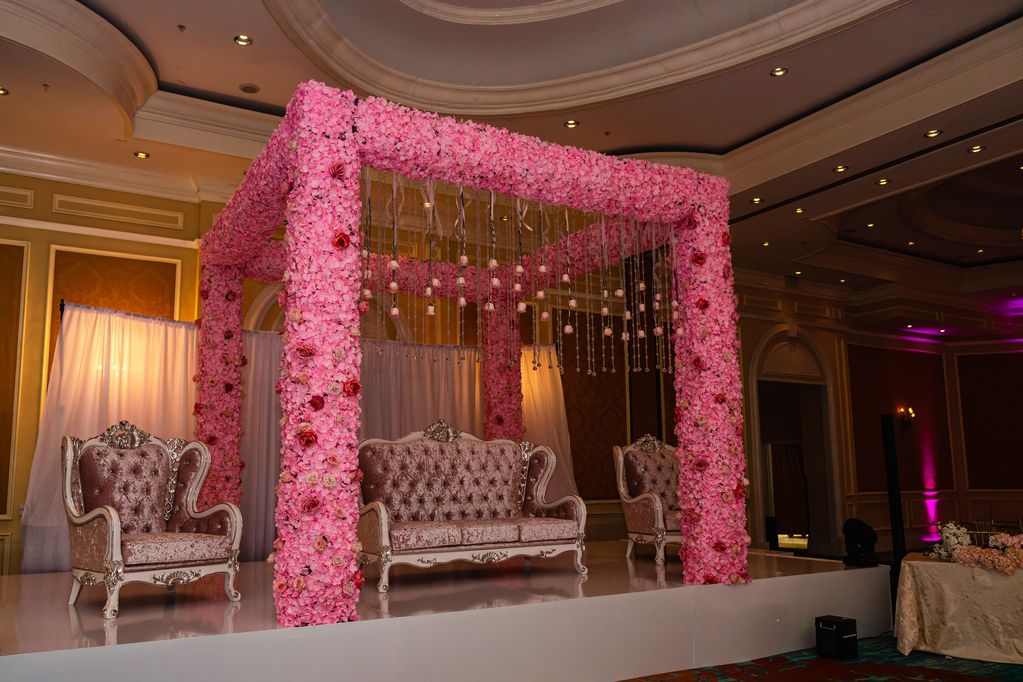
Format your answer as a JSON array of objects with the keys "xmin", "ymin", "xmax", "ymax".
[
  {"xmin": 239, "ymin": 331, "xmax": 281, "ymax": 562},
  {"xmin": 521, "ymin": 347, "xmax": 577, "ymax": 500},
  {"xmin": 21, "ymin": 304, "xmax": 197, "ymax": 573},
  {"xmin": 359, "ymin": 340, "xmax": 484, "ymax": 440}
]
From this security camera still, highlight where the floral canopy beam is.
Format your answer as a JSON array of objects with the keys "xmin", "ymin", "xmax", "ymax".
[{"xmin": 198, "ymin": 82, "xmax": 748, "ymax": 626}]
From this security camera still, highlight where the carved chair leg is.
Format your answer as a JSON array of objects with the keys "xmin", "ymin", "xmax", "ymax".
[
  {"xmin": 573, "ymin": 547, "xmax": 588, "ymax": 576},
  {"xmin": 377, "ymin": 563, "xmax": 391, "ymax": 593},
  {"xmin": 68, "ymin": 576, "xmax": 83, "ymax": 606},
  {"xmin": 224, "ymin": 569, "xmax": 241, "ymax": 602},
  {"xmin": 625, "ymin": 538, "xmax": 635, "ymax": 559},
  {"xmin": 654, "ymin": 537, "xmax": 666, "ymax": 566},
  {"xmin": 101, "ymin": 582, "xmax": 122, "ymax": 620}
]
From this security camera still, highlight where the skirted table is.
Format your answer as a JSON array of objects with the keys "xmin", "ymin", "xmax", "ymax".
[{"xmin": 896, "ymin": 553, "xmax": 1023, "ymax": 664}]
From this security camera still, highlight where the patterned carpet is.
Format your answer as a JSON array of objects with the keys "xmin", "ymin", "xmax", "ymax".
[{"xmin": 626, "ymin": 636, "xmax": 1023, "ymax": 681}]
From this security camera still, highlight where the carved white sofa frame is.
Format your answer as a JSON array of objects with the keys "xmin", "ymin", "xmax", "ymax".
[
  {"xmin": 613, "ymin": 434, "xmax": 681, "ymax": 565},
  {"xmin": 62, "ymin": 421, "xmax": 243, "ymax": 619},
  {"xmin": 358, "ymin": 420, "xmax": 587, "ymax": 592}
]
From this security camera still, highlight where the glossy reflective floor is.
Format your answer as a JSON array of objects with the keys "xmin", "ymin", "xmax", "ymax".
[{"xmin": 0, "ymin": 541, "xmax": 853, "ymax": 656}]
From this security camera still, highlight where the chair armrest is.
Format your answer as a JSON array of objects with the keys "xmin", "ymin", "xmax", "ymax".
[
  {"xmin": 67, "ymin": 505, "xmax": 122, "ymax": 571},
  {"xmin": 358, "ymin": 501, "xmax": 390, "ymax": 557},
  {"xmin": 188, "ymin": 503, "xmax": 242, "ymax": 546},
  {"xmin": 532, "ymin": 494, "xmax": 587, "ymax": 533},
  {"xmin": 621, "ymin": 492, "xmax": 665, "ymax": 536}
]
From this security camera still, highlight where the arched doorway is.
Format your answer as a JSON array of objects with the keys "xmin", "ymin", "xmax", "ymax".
[{"xmin": 746, "ymin": 327, "xmax": 841, "ymax": 557}]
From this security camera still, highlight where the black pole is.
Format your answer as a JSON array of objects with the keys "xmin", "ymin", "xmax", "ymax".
[
  {"xmin": 881, "ymin": 414, "xmax": 905, "ymax": 614},
  {"xmin": 59, "ymin": 298, "xmax": 65, "ymax": 321}
]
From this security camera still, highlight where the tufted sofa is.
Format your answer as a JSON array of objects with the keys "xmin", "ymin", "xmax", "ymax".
[
  {"xmin": 613, "ymin": 434, "xmax": 681, "ymax": 565},
  {"xmin": 358, "ymin": 420, "xmax": 587, "ymax": 592},
  {"xmin": 63, "ymin": 421, "xmax": 242, "ymax": 618}
]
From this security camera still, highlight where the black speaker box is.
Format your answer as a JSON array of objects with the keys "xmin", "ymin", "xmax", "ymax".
[{"xmin": 815, "ymin": 615, "xmax": 857, "ymax": 660}]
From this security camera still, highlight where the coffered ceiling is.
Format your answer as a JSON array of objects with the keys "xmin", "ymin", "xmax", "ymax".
[{"xmin": 0, "ymin": 0, "xmax": 1020, "ymax": 340}]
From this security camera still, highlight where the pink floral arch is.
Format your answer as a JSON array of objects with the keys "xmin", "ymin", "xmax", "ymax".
[{"xmin": 197, "ymin": 82, "xmax": 748, "ymax": 626}]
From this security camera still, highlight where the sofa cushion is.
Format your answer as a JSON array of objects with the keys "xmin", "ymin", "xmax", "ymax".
[
  {"xmin": 456, "ymin": 518, "xmax": 520, "ymax": 545},
  {"xmin": 79, "ymin": 444, "xmax": 171, "ymax": 534},
  {"xmin": 518, "ymin": 517, "xmax": 578, "ymax": 543},
  {"xmin": 624, "ymin": 447, "xmax": 680, "ymax": 512},
  {"xmin": 121, "ymin": 532, "xmax": 231, "ymax": 566},
  {"xmin": 361, "ymin": 439, "xmax": 524, "ymax": 523},
  {"xmin": 390, "ymin": 521, "xmax": 462, "ymax": 551}
]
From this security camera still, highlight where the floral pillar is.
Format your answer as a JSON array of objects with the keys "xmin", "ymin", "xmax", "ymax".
[
  {"xmin": 481, "ymin": 288, "xmax": 524, "ymax": 441},
  {"xmin": 672, "ymin": 186, "xmax": 750, "ymax": 585},
  {"xmin": 273, "ymin": 85, "xmax": 364, "ymax": 625},
  {"xmin": 195, "ymin": 262, "xmax": 245, "ymax": 508}
]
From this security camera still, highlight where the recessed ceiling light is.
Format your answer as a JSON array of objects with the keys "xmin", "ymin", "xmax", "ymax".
[
  {"xmin": 840, "ymin": 278, "xmax": 846, "ymax": 283},
  {"xmin": 976, "ymin": 248, "xmax": 984, "ymax": 254},
  {"xmin": 833, "ymin": 165, "xmax": 848, "ymax": 173},
  {"xmin": 761, "ymin": 241, "xmax": 770, "ymax": 247},
  {"xmin": 795, "ymin": 207, "xmax": 804, "ymax": 214},
  {"xmin": 875, "ymin": 178, "xmax": 889, "ymax": 186},
  {"xmin": 924, "ymin": 129, "xmax": 942, "ymax": 138},
  {"xmin": 939, "ymin": 329, "xmax": 946, "ymax": 333},
  {"xmin": 968, "ymin": 145, "xmax": 985, "ymax": 154},
  {"xmin": 234, "ymin": 34, "xmax": 253, "ymax": 46},
  {"xmin": 133, "ymin": 151, "xmax": 150, "ymax": 159},
  {"xmin": 501, "ymin": 216, "xmax": 509, "ymax": 222},
  {"xmin": 906, "ymin": 324, "xmax": 913, "ymax": 329},
  {"xmin": 751, "ymin": 197, "xmax": 762, "ymax": 205},
  {"xmin": 794, "ymin": 270, "xmax": 802, "ymax": 276},
  {"xmin": 866, "ymin": 222, "xmax": 875, "ymax": 228},
  {"xmin": 770, "ymin": 66, "xmax": 788, "ymax": 77},
  {"xmin": 907, "ymin": 241, "xmax": 915, "ymax": 246},
  {"xmin": 0, "ymin": 86, "xmax": 8, "ymax": 96},
  {"xmin": 563, "ymin": 120, "xmax": 579, "ymax": 129},
  {"xmin": 423, "ymin": 201, "xmax": 432, "ymax": 209},
  {"xmin": 239, "ymin": 83, "xmax": 260, "ymax": 94}
]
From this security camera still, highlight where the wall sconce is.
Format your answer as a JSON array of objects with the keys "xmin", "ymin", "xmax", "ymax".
[{"xmin": 897, "ymin": 406, "xmax": 916, "ymax": 427}]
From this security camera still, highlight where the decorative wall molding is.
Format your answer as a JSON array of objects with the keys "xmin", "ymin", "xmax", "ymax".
[
  {"xmin": 133, "ymin": 91, "xmax": 281, "ymax": 159},
  {"xmin": 399, "ymin": 0, "xmax": 622, "ymax": 25},
  {"xmin": 0, "ymin": 216, "xmax": 199, "ymax": 250},
  {"xmin": 264, "ymin": 0, "xmax": 906, "ymax": 116},
  {"xmin": 52, "ymin": 194, "xmax": 185, "ymax": 230},
  {"xmin": 0, "ymin": 532, "xmax": 9, "ymax": 575},
  {"xmin": 0, "ymin": 185, "xmax": 33, "ymax": 210},
  {"xmin": 0, "ymin": 145, "xmax": 238, "ymax": 204},
  {"xmin": 0, "ymin": 0, "xmax": 156, "ymax": 133}
]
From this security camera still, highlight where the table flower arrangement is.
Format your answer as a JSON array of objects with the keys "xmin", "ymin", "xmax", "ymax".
[{"xmin": 928, "ymin": 521, "xmax": 971, "ymax": 560}]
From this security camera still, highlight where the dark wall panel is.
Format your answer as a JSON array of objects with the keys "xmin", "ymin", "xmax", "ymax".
[{"xmin": 957, "ymin": 352, "xmax": 1023, "ymax": 490}]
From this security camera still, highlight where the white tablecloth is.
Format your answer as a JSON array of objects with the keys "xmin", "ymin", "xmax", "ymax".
[{"xmin": 896, "ymin": 553, "xmax": 1023, "ymax": 664}]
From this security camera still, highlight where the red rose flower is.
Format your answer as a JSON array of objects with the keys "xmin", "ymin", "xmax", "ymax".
[
  {"xmin": 691, "ymin": 252, "xmax": 707, "ymax": 266},
  {"xmin": 704, "ymin": 575, "xmax": 719, "ymax": 585},
  {"xmin": 309, "ymin": 395, "xmax": 325, "ymax": 410},
  {"xmin": 734, "ymin": 482, "xmax": 746, "ymax": 499},
  {"xmin": 193, "ymin": 402, "xmax": 202, "ymax": 415},
  {"xmin": 300, "ymin": 495, "xmax": 321, "ymax": 515},
  {"xmin": 332, "ymin": 232, "xmax": 351, "ymax": 250},
  {"xmin": 697, "ymin": 298, "xmax": 710, "ymax": 310},
  {"xmin": 721, "ymin": 232, "xmax": 731, "ymax": 246},
  {"xmin": 273, "ymin": 538, "xmax": 284, "ymax": 551},
  {"xmin": 224, "ymin": 382, "xmax": 234, "ymax": 393},
  {"xmin": 225, "ymin": 291, "xmax": 236, "ymax": 301},
  {"xmin": 298, "ymin": 428, "xmax": 317, "ymax": 447},
  {"xmin": 495, "ymin": 414, "xmax": 504, "ymax": 425},
  {"xmin": 694, "ymin": 458, "xmax": 709, "ymax": 471},
  {"xmin": 296, "ymin": 344, "xmax": 316, "ymax": 359},
  {"xmin": 195, "ymin": 318, "xmax": 203, "ymax": 329},
  {"xmin": 714, "ymin": 394, "xmax": 726, "ymax": 404},
  {"xmin": 352, "ymin": 468, "xmax": 364, "ymax": 484},
  {"xmin": 343, "ymin": 378, "xmax": 361, "ymax": 396},
  {"xmin": 692, "ymin": 357, "xmax": 705, "ymax": 370},
  {"xmin": 199, "ymin": 288, "xmax": 209, "ymax": 300},
  {"xmin": 713, "ymin": 541, "xmax": 727, "ymax": 553},
  {"xmin": 206, "ymin": 435, "xmax": 218, "ymax": 446},
  {"xmin": 329, "ymin": 162, "xmax": 346, "ymax": 179},
  {"xmin": 239, "ymin": 461, "xmax": 246, "ymax": 470},
  {"xmin": 353, "ymin": 570, "xmax": 365, "ymax": 590},
  {"xmin": 224, "ymin": 330, "xmax": 234, "ymax": 340},
  {"xmin": 674, "ymin": 406, "xmax": 685, "ymax": 423},
  {"xmin": 273, "ymin": 580, "xmax": 287, "ymax": 593},
  {"xmin": 239, "ymin": 355, "xmax": 248, "ymax": 367}
]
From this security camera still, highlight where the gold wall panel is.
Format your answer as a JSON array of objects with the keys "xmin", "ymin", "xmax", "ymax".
[{"xmin": 0, "ymin": 243, "xmax": 25, "ymax": 515}]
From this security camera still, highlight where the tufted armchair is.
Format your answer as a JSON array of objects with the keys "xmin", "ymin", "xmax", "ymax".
[
  {"xmin": 358, "ymin": 420, "xmax": 587, "ymax": 592},
  {"xmin": 613, "ymin": 434, "xmax": 681, "ymax": 565},
  {"xmin": 62, "ymin": 421, "xmax": 242, "ymax": 618}
]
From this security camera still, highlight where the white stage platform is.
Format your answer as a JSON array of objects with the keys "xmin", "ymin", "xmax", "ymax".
[{"xmin": 0, "ymin": 541, "xmax": 891, "ymax": 681}]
